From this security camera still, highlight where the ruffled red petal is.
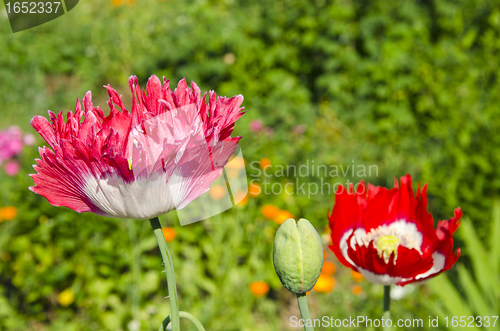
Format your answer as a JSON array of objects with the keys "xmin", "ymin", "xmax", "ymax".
[
  {"xmin": 347, "ymin": 239, "xmax": 433, "ymax": 280},
  {"xmin": 328, "ymin": 182, "xmax": 366, "ymax": 269},
  {"xmin": 328, "ymin": 174, "xmax": 461, "ymax": 286}
]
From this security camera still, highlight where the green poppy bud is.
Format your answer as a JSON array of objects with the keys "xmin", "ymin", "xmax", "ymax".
[{"xmin": 273, "ymin": 218, "xmax": 323, "ymax": 294}]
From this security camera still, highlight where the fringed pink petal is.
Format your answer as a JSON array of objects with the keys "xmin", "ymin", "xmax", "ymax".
[{"xmin": 30, "ymin": 75, "xmax": 246, "ymax": 220}]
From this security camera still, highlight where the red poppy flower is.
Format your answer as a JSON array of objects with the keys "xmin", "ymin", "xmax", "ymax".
[
  {"xmin": 30, "ymin": 75, "xmax": 244, "ymax": 220},
  {"xmin": 328, "ymin": 174, "xmax": 461, "ymax": 286}
]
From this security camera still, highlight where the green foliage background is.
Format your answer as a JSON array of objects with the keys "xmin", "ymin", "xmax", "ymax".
[{"xmin": 0, "ymin": 0, "xmax": 499, "ymax": 330}]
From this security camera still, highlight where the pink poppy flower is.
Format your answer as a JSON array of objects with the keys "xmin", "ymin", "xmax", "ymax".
[
  {"xmin": 23, "ymin": 133, "xmax": 36, "ymax": 146},
  {"xmin": 0, "ymin": 126, "xmax": 23, "ymax": 163},
  {"xmin": 30, "ymin": 75, "xmax": 245, "ymax": 220},
  {"xmin": 328, "ymin": 174, "xmax": 461, "ymax": 286},
  {"xmin": 249, "ymin": 119, "xmax": 263, "ymax": 132},
  {"xmin": 293, "ymin": 124, "xmax": 306, "ymax": 135},
  {"xmin": 4, "ymin": 160, "xmax": 20, "ymax": 176}
]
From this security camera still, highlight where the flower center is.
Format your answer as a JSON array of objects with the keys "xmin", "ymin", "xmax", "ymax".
[
  {"xmin": 128, "ymin": 159, "xmax": 133, "ymax": 170},
  {"xmin": 375, "ymin": 235, "xmax": 401, "ymax": 264}
]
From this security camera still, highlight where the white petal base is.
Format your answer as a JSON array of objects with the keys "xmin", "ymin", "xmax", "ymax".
[{"xmin": 83, "ymin": 171, "xmax": 178, "ymax": 220}]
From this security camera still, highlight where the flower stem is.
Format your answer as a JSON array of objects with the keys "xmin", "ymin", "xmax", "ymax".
[
  {"xmin": 383, "ymin": 285, "xmax": 391, "ymax": 331},
  {"xmin": 159, "ymin": 311, "xmax": 206, "ymax": 331},
  {"xmin": 150, "ymin": 217, "xmax": 180, "ymax": 331},
  {"xmin": 296, "ymin": 293, "xmax": 314, "ymax": 331}
]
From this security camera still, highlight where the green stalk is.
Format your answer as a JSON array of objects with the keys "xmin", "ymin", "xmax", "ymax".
[
  {"xmin": 159, "ymin": 311, "xmax": 206, "ymax": 331},
  {"xmin": 60, "ymin": 0, "xmax": 68, "ymax": 13},
  {"xmin": 383, "ymin": 285, "xmax": 391, "ymax": 331},
  {"xmin": 296, "ymin": 293, "xmax": 314, "ymax": 331},
  {"xmin": 150, "ymin": 217, "xmax": 180, "ymax": 331}
]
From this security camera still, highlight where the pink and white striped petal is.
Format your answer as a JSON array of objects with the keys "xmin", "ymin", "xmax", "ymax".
[{"xmin": 30, "ymin": 75, "xmax": 245, "ymax": 220}]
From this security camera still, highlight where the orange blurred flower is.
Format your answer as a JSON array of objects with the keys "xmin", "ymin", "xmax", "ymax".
[
  {"xmin": 111, "ymin": 0, "xmax": 123, "ymax": 6},
  {"xmin": 313, "ymin": 275, "xmax": 335, "ymax": 293},
  {"xmin": 249, "ymin": 182, "xmax": 261, "ymax": 197},
  {"xmin": 249, "ymin": 281, "xmax": 270, "ymax": 298},
  {"xmin": 323, "ymin": 249, "xmax": 328, "ymax": 260},
  {"xmin": 321, "ymin": 261, "xmax": 336, "ymax": 276},
  {"xmin": 273, "ymin": 210, "xmax": 294, "ymax": 225},
  {"xmin": 162, "ymin": 227, "xmax": 177, "ymax": 242},
  {"xmin": 259, "ymin": 158, "xmax": 271, "ymax": 169},
  {"xmin": 0, "ymin": 206, "xmax": 17, "ymax": 222},
  {"xmin": 351, "ymin": 270, "xmax": 364, "ymax": 282},
  {"xmin": 352, "ymin": 284, "xmax": 363, "ymax": 295},
  {"xmin": 261, "ymin": 205, "xmax": 280, "ymax": 219},
  {"xmin": 209, "ymin": 185, "xmax": 226, "ymax": 200}
]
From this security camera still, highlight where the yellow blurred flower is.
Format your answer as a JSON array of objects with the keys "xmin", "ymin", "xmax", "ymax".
[
  {"xmin": 209, "ymin": 184, "xmax": 226, "ymax": 200},
  {"xmin": 261, "ymin": 205, "xmax": 280, "ymax": 219},
  {"xmin": 321, "ymin": 261, "xmax": 336, "ymax": 276},
  {"xmin": 249, "ymin": 281, "xmax": 270, "ymax": 298},
  {"xmin": 273, "ymin": 210, "xmax": 294, "ymax": 225},
  {"xmin": 111, "ymin": 0, "xmax": 123, "ymax": 6},
  {"xmin": 351, "ymin": 270, "xmax": 364, "ymax": 282},
  {"xmin": 58, "ymin": 288, "xmax": 75, "ymax": 307},
  {"xmin": 0, "ymin": 251, "xmax": 10, "ymax": 262},
  {"xmin": 259, "ymin": 158, "xmax": 271, "ymax": 169},
  {"xmin": 249, "ymin": 182, "xmax": 261, "ymax": 197},
  {"xmin": 235, "ymin": 191, "xmax": 248, "ymax": 207},
  {"xmin": 223, "ymin": 53, "xmax": 236, "ymax": 65},
  {"xmin": 313, "ymin": 275, "xmax": 335, "ymax": 293},
  {"xmin": 162, "ymin": 227, "xmax": 177, "ymax": 242},
  {"xmin": 228, "ymin": 169, "xmax": 240, "ymax": 179},
  {"xmin": 352, "ymin": 284, "xmax": 363, "ymax": 296},
  {"xmin": 226, "ymin": 156, "xmax": 245, "ymax": 170},
  {"xmin": 39, "ymin": 215, "xmax": 48, "ymax": 224},
  {"xmin": 0, "ymin": 206, "xmax": 17, "ymax": 222}
]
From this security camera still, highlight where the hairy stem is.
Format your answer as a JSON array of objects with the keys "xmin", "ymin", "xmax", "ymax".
[
  {"xmin": 383, "ymin": 285, "xmax": 391, "ymax": 331},
  {"xmin": 150, "ymin": 217, "xmax": 180, "ymax": 331},
  {"xmin": 296, "ymin": 293, "xmax": 314, "ymax": 331},
  {"xmin": 159, "ymin": 311, "xmax": 206, "ymax": 331}
]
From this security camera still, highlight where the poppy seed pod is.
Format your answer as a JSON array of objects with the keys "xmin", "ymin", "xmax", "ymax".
[{"xmin": 273, "ymin": 218, "xmax": 323, "ymax": 294}]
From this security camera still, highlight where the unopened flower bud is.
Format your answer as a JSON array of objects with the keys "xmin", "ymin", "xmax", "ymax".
[{"xmin": 273, "ymin": 218, "xmax": 323, "ymax": 294}]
